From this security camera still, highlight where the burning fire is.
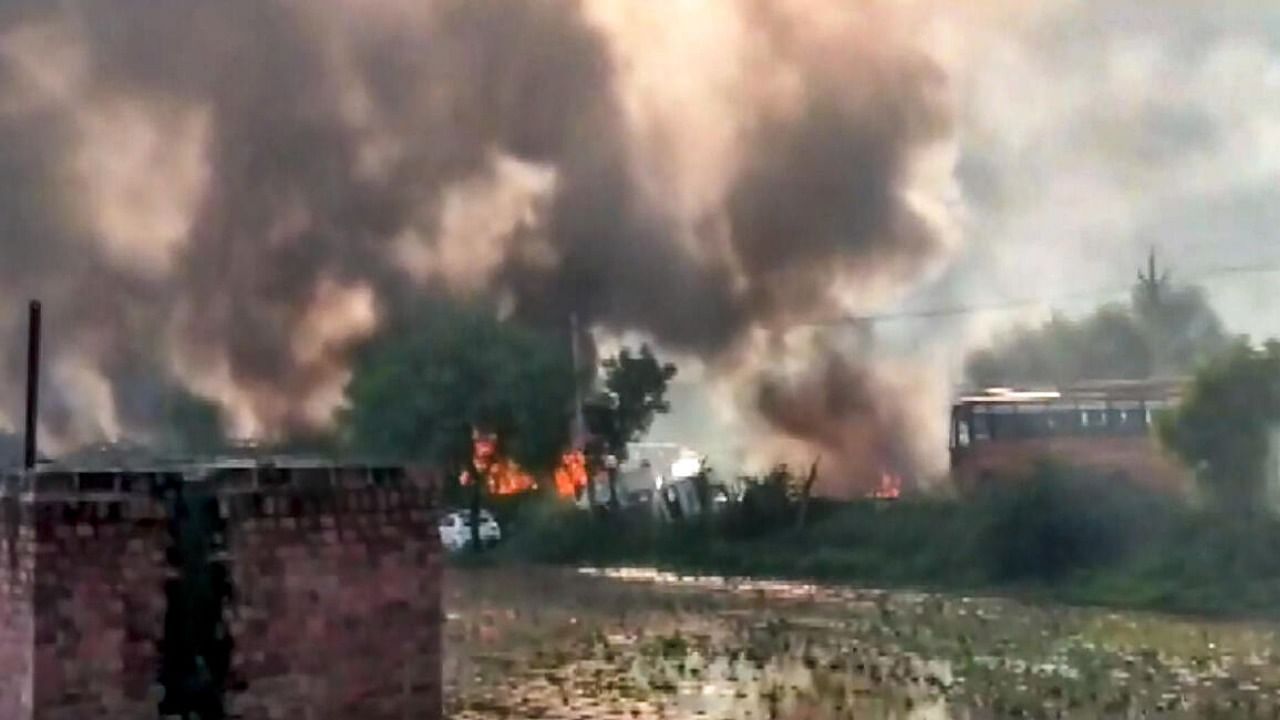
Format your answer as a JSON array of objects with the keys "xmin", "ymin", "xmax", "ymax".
[
  {"xmin": 554, "ymin": 450, "xmax": 589, "ymax": 499},
  {"xmin": 871, "ymin": 471, "xmax": 903, "ymax": 500},
  {"xmin": 461, "ymin": 431, "xmax": 589, "ymax": 498}
]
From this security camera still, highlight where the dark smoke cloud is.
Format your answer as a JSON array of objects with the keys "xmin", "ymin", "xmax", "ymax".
[
  {"xmin": 756, "ymin": 334, "xmax": 930, "ymax": 497},
  {"xmin": 0, "ymin": 0, "xmax": 618, "ymax": 437},
  {"xmin": 0, "ymin": 0, "xmax": 957, "ymax": 485}
]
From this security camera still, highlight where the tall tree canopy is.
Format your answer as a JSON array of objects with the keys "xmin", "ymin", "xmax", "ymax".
[
  {"xmin": 582, "ymin": 344, "xmax": 677, "ymax": 509},
  {"xmin": 966, "ymin": 254, "xmax": 1228, "ymax": 387},
  {"xmin": 583, "ymin": 344, "xmax": 678, "ymax": 461},
  {"xmin": 341, "ymin": 300, "xmax": 576, "ymax": 517},
  {"xmin": 1158, "ymin": 340, "xmax": 1280, "ymax": 514}
]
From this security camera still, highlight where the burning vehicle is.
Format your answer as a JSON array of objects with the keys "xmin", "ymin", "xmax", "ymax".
[
  {"xmin": 460, "ymin": 431, "xmax": 588, "ymax": 499},
  {"xmin": 577, "ymin": 442, "xmax": 728, "ymax": 520}
]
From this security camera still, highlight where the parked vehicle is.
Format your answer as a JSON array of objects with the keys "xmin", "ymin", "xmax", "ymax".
[
  {"xmin": 438, "ymin": 509, "xmax": 502, "ymax": 551},
  {"xmin": 950, "ymin": 380, "xmax": 1192, "ymax": 496}
]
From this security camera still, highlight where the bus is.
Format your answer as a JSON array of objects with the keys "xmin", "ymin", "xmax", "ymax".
[{"xmin": 949, "ymin": 379, "xmax": 1193, "ymax": 495}]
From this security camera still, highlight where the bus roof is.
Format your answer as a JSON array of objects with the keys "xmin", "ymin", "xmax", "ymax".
[{"xmin": 957, "ymin": 378, "xmax": 1185, "ymax": 405}]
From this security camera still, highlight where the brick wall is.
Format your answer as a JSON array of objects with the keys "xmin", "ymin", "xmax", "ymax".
[
  {"xmin": 0, "ymin": 489, "xmax": 34, "ymax": 719},
  {"xmin": 6, "ymin": 472, "xmax": 170, "ymax": 720},
  {"xmin": 0, "ymin": 464, "xmax": 442, "ymax": 720},
  {"xmin": 221, "ymin": 466, "xmax": 443, "ymax": 719}
]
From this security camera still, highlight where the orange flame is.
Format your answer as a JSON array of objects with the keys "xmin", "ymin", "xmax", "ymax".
[
  {"xmin": 553, "ymin": 450, "xmax": 589, "ymax": 499},
  {"xmin": 872, "ymin": 471, "xmax": 902, "ymax": 500},
  {"xmin": 461, "ymin": 432, "xmax": 589, "ymax": 498},
  {"xmin": 462, "ymin": 432, "xmax": 537, "ymax": 496}
]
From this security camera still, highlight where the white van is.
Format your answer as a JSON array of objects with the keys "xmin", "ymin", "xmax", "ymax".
[{"xmin": 438, "ymin": 509, "xmax": 501, "ymax": 551}]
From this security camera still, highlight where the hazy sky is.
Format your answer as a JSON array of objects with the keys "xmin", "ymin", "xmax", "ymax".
[
  {"xmin": 939, "ymin": 0, "xmax": 1280, "ymax": 342},
  {"xmin": 1, "ymin": 1, "xmax": 1278, "ymax": 475},
  {"xmin": 656, "ymin": 0, "xmax": 1280, "ymax": 471}
]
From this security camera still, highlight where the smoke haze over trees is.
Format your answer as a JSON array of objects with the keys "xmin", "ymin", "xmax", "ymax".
[{"xmin": 966, "ymin": 259, "xmax": 1230, "ymax": 388}]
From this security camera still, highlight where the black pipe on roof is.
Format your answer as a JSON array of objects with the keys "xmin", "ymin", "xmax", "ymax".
[{"xmin": 23, "ymin": 301, "xmax": 41, "ymax": 471}]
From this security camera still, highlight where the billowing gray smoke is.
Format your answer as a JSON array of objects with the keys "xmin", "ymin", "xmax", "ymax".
[
  {"xmin": 0, "ymin": 0, "xmax": 959, "ymax": 488},
  {"xmin": 756, "ymin": 332, "xmax": 938, "ymax": 497}
]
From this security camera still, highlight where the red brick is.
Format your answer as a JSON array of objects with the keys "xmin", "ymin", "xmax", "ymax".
[{"xmin": 2, "ymin": 466, "xmax": 442, "ymax": 720}]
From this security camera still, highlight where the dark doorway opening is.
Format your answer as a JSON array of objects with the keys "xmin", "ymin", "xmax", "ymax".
[{"xmin": 156, "ymin": 477, "xmax": 238, "ymax": 719}]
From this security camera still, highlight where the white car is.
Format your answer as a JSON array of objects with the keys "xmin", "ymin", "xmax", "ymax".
[{"xmin": 438, "ymin": 510, "xmax": 502, "ymax": 551}]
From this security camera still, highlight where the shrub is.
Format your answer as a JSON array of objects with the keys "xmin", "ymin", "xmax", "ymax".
[{"xmin": 977, "ymin": 461, "xmax": 1172, "ymax": 582}]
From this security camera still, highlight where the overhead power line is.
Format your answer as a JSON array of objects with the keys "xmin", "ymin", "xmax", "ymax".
[{"xmin": 817, "ymin": 260, "xmax": 1280, "ymax": 326}]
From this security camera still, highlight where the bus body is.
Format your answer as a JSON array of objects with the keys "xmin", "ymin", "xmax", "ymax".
[{"xmin": 949, "ymin": 379, "xmax": 1193, "ymax": 495}]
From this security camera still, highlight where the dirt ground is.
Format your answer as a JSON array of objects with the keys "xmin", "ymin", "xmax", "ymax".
[{"xmin": 445, "ymin": 567, "xmax": 1280, "ymax": 719}]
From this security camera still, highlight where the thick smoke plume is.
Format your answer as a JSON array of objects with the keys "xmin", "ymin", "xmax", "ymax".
[
  {"xmin": 756, "ymin": 334, "xmax": 944, "ymax": 497},
  {"xmin": 0, "ymin": 0, "xmax": 960, "ymax": 489}
]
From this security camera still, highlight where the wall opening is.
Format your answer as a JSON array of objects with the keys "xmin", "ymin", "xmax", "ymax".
[{"xmin": 157, "ymin": 477, "xmax": 238, "ymax": 718}]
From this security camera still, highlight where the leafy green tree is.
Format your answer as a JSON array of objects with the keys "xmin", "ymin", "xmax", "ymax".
[
  {"xmin": 341, "ymin": 300, "xmax": 575, "ymax": 548},
  {"xmin": 1158, "ymin": 340, "xmax": 1280, "ymax": 515},
  {"xmin": 583, "ymin": 344, "xmax": 677, "ymax": 510}
]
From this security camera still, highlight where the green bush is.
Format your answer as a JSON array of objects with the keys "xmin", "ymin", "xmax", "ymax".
[
  {"xmin": 491, "ymin": 497, "xmax": 602, "ymax": 563},
  {"xmin": 976, "ymin": 462, "xmax": 1175, "ymax": 583},
  {"xmin": 479, "ymin": 460, "xmax": 1280, "ymax": 617},
  {"xmin": 720, "ymin": 472, "xmax": 795, "ymax": 539}
]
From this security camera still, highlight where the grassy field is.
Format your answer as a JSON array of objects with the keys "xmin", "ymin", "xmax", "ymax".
[{"xmin": 446, "ymin": 566, "xmax": 1280, "ymax": 719}]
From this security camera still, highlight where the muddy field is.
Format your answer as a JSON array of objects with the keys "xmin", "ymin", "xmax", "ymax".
[{"xmin": 445, "ymin": 567, "xmax": 1280, "ymax": 719}]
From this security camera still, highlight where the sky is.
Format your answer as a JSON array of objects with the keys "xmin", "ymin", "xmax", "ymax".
[
  {"xmin": 1, "ymin": 1, "xmax": 1279, "ymax": 482},
  {"xmin": 655, "ymin": 0, "xmax": 1280, "ymax": 473},
  {"xmin": 943, "ymin": 0, "xmax": 1280, "ymax": 342}
]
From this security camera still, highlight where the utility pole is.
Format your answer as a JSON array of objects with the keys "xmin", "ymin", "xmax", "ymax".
[
  {"xmin": 569, "ymin": 313, "xmax": 586, "ymax": 449},
  {"xmin": 1138, "ymin": 247, "xmax": 1168, "ymax": 308},
  {"xmin": 569, "ymin": 313, "xmax": 597, "ymax": 508},
  {"xmin": 1137, "ymin": 247, "xmax": 1174, "ymax": 378}
]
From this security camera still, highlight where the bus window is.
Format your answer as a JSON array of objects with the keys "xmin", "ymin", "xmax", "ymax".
[
  {"xmin": 990, "ymin": 403, "xmax": 1018, "ymax": 439},
  {"xmin": 1108, "ymin": 401, "xmax": 1145, "ymax": 435},
  {"xmin": 1010, "ymin": 404, "xmax": 1049, "ymax": 439},
  {"xmin": 951, "ymin": 406, "xmax": 973, "ymax": 449},
  {"xmin": 973, "ymin": 408, "xmax": 991, "ymax": 441},
  {"xmin": 1048, "ymin": 408, "xmax": 1076, "ymax": 436},
  {"xmin": 1080, "ymin": 403, "xmax": 1107, "ymax": 434},
  {"xmin": 1020, "ymin": 404, "xmax": 1048, "ymax": 436}
]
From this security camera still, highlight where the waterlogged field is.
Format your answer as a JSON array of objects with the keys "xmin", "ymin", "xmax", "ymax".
[{"xmin": 445, "ymin": 568, "xmax": 1280, "ymax": 719}]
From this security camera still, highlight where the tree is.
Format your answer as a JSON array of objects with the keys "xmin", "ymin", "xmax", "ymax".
[
  {"xmin": 795, "ymin": 458, "xmax": 821, "ymax": 531},
  {"xmin": 582, "ymin": 344, "xmax": 677, "ymax": 510},
  {"xmin": 163, "ymin": 389, "xmax": 227, "ymax": 456},
  {"xmin": 1132, "ymin": 251, "xmax": 1228, "ymax": 377},
  {"xmin": 341, "ymin": 299, "xmax": 575, "ymax": 548},
  {"xmin": 1157, "ymin": 340, "xmax": 1280, "ymax": 515}
]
